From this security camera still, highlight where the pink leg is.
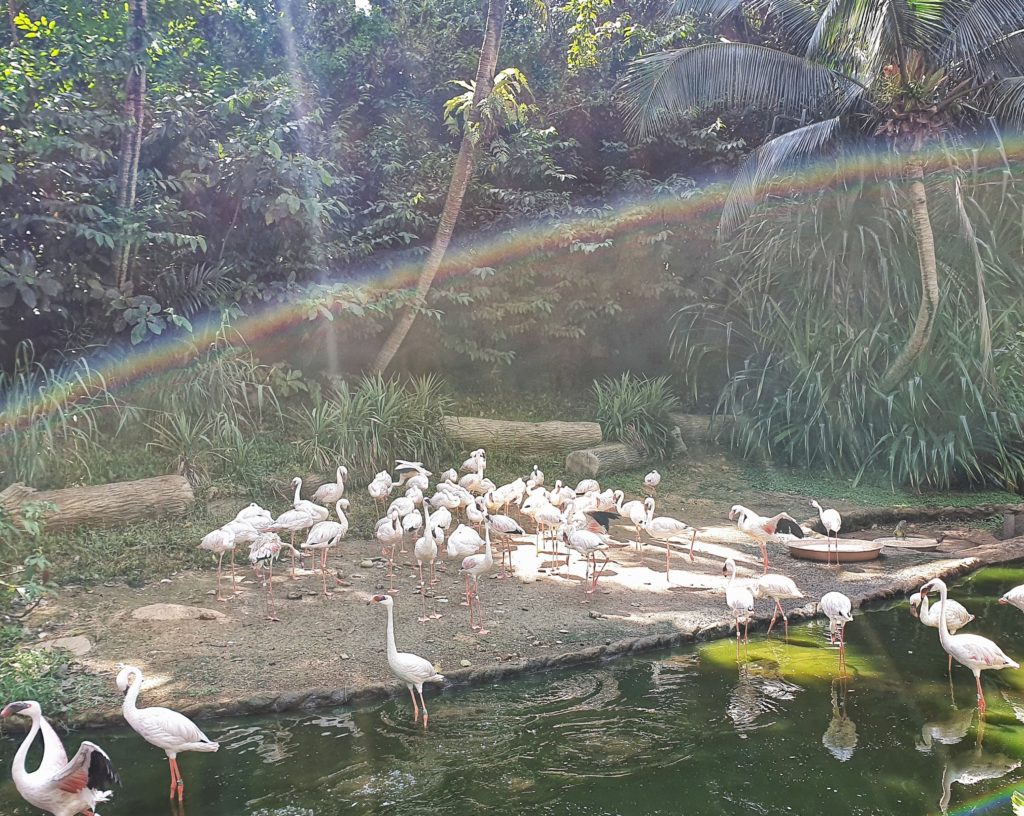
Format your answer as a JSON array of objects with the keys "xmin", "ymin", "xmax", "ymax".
[
  {"xmin": 408, "ymin": 686, "xmax": 420, "ymax": 723},
  {"xmin": 665, "ymin": 539, "xmax": 672, "ymax": 583},
  {"xmin": 171, "ymin": 757, "xmax": 184, "ymax": 801},
  {"xmin": 689, "ymin": 529, "xmax": 697, "ymax": 562},
  {"xmin": 462, "ymin": 575, "xmax": 471, "ymax": 607},
  {"xmin": 266, "ymin": 559, "xmax": 279, "ymax": 621},
  {"xmin": 230, "ymin": 548, "xmax": 239, "ymax": 595},
  {"xmin": 761, "ymin": 543, "xmax": 769, "ymax": 574},
  {"xmin": 766, "ymin": 602, "xmax": 780, "ymax": 636},
  {"xmin": 418, "ymin": 687, "xmax": 430, "ymax": 729},
  {"xmin": 976, "ymin": 674, "xmax": 986, "ymax": 712},
  {"xmin": 215, "ymin": 552, "xmax": 225, "ymax": 602}
]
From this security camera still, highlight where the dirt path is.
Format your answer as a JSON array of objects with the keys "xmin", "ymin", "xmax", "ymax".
[{"xmin": 31, "ymin": 514, "xmax": 1021, "ymax": 728}]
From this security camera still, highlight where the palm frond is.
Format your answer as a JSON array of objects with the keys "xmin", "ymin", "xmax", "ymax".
[
  {"xmin": 987, "ymin": 76, "xmax": 1024, "ymax": 129},
  {"xmin": 721, "ymin": 118, "xmax": 843, "ymax": 233},
  {"xmin": 672, "ymin": 0, "xmax": 818, "ymax": 46},
  {"xmin": 620, "ymin": 43, "xmax": 855, "ymax": 140},
  {"xmin": 941, "ymin": 0, "xmax": 1024, "ymax": 75}
]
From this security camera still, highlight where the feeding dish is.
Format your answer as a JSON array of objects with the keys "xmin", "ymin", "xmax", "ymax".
[{"xmin": 787, "ymin": 539, "xmax": 884, "ymax": 563}]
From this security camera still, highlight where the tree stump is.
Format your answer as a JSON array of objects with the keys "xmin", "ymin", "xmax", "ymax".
[
  {"xmin": 442, "ymin": 416, "xmax": 602, "ymax": 456},
  {"xmin": 565, "ymin": 443, "xmax": 648, "ymax": 478},
  {"xmin": 0, "ymin": 475, "xmax": 194, "ymax": 532}
]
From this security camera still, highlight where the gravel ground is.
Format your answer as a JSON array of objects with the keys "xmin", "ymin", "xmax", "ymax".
[{"xmin": 27, "ymin": 513, "xmax": 1017, "ymax": 727}]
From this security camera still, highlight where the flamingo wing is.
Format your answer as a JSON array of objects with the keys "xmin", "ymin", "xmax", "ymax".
[
  {"xmin": 53, "ymin": 741, "xmax": 119, "ymax": 794},
  {"xmin": 136, "ymin": 707, "xmax": 218, "ymax": 750}
]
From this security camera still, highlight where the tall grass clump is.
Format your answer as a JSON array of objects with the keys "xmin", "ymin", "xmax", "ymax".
[
  {"xmin": 0, "ymin": 343, "xmax": 133, "ymax": 487},
  {"xmin": 672, "ymin": 163, "xmax": 1024, "ymax": 490},
  {"xmin": 290, "ymin": 374, "xmax": 453, "ymax": 478},
  {"xmin": 593, "ymin": 374, "xmax": 681, "ymax": 460}
]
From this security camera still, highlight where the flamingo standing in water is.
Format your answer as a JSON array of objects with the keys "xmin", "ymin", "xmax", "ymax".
[
  {"xmin": 116, "ymin": 665, "xmax": 219, "ymax": 802},
  {"xmin": 920, "ymin": 578, "xmax": 1019, "ymax": 712},
  {"xmin": 370, "ymin": 594, "xmax": 445, "ymax": 728},
  {"xmin": 1, "ymin": 700, "xmax": 119, "ymax": 816},
  {"xmin": 820, "ymin": 591, "xmax": 853, "ymax": 669},
  {"xmin": 911, "ymin": 588, "xmax": 975, "ymax": 673},
  {"xmin": 755, "ymin": 572, "xmax": 804, "ymax": 636},
  {"xmin": 460, "ymin": 518, "xmax": 494, "ymax": 634},
  {"xmin": 998, "ymin": 584, "xmax": 1024, "ymax": 612},
  {"xmin": 722, "ymin": 557, "xmax": 754, "ymax": 642},
  {"xmin": 811, "ymin": 499, "xmax": 843, "ymax": 565}
]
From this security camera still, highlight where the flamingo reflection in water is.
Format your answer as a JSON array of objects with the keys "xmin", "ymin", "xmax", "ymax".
[{"xmin": 821, "ymin": 677, "xmax": 857, "ymax": 762}]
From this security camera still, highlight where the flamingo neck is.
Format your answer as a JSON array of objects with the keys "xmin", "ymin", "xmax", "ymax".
[
  {"xmin": 483, "ymin": 525, "xmax": 492, "ymax": 560},
  {"xmin": 935, "ymin": 585, "xmax": 952, "ymax": 646},
  {"xmin": 11, "ymin": 709, "xmax": 41, "ymax": 784},
  {"xmin": 122, "ymin": 670, "xmax": 145, "ymax": 727},
  {"xmin": 727, "ymin": 562, "xmax": 737, "ymax": 586},
  {"xmin": 918, "ymin": 593, "xmax": 931, "ymax": 620},
  {"xmin": 292, "ymin": 479, "xmax": 302, "ymax": 505},
  {"xmin": 336, "ymin": 467, "xmax": 344, "ymax": 484},
  {"xmin": 384, "ymin": 604, "xmax": 399, "ymax": 662}
]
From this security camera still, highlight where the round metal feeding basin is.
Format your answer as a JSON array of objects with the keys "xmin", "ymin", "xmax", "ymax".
[{"xmin": 787, "ymin": 539, "xmax": 885, "ymax": 563}]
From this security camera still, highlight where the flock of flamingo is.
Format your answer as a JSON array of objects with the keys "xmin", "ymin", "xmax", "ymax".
[{"xmin": 3, "ymin": 449, "xmax": 1023, "ymax": 816}]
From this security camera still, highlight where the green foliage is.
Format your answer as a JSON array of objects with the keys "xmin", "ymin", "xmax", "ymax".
[
  {"xmin": 593, "ymin": 373, "xmax": 681, "ymax": 460},
  {"xmin": 0, "ymin": 501, "xmax": 58, "ymax": 620},
  {"xmin": 291, "ymin": 374, "xmax": 454, "ymax": 479}
]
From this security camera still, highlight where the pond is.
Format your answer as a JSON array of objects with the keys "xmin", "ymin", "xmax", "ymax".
[{"xmin": 4, "ymin": 565, "xmax": 1024, "ymax": 816}]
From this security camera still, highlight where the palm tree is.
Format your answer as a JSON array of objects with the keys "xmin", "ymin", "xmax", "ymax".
[
  {"xmin": 370, "ymin": 0, "xmax": 508, "ymax": 375},
  {"xmin": 621, "ymin": 0, "xmax": 1024, "ymax": 391}
]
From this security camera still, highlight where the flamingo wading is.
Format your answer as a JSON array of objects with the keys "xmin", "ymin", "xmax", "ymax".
[{"xmin": 116, "ymin": 665, "xmax": 219, "ymax": 802}]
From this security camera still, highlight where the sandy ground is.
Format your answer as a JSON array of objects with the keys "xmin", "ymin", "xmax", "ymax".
[{"xmin": 28, "ymin": 508, "xmax": 1016, "ymax": 727}]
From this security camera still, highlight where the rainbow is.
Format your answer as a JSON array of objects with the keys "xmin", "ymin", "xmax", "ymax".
[
  {"xmin": 948, "ymin": 780, "xmax": 1022, "ymax": 815},
  {"xmin": 2, "ymin": 134, "xmax": 1023, "ymax": 434}
]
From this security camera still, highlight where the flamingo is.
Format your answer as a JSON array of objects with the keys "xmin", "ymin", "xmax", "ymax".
[
  {"xmin": 460, "ymin": 518, "xmax": 494, "ymax": 634},
  {"xmin": 755, "ymin": 573, "xmax": 804, "ymax": 636},
  {"xmin": 440, "ymin": 468, "xmax": 458, "ymax": 483},
  {"xmin": 487, "ymin": 512, "xmax": 525, "ymax": 577},
  {"xmin": 1, "ymin": 700, "xmax": 119, "ymax": 816},
  {"xmin": 460, "ymin": 449, "xmax": 485, "ymax": 473},
  {"xmin": 300, "ymin": 499, "xmax": 349, "ymax": 596},
  {"xmin": 820, "ymin": 591, "xmax": 853, "ymax": 668},
  {"xmin": 401, "ymin": 510, "xmax": 422, "ymax": 554},
  {"xmin": 640, "ymin": 513, "xmax": 697, "ymax": 580},
  {"xmin": 395, "ymin": 460, "xmax": 431, "ymax": 487},
  {"xmin": 811, "ymin": 499, "xmax": 843, "ymax": 566},
  {"xmin": 920, "ymin": 578, "xmax": 1019, "ymax": 712},
  {"xmin": 722, "ymin": 557, "xmax": 755, "ymax": 642},
  {"xmin": 530, "ymin": 464, "xmax": 544, "ymax": 486},
  {"xmin": 728, "ymin": 504, "xmax": 804, "ymax": 573},
  {"xmin": 533, "ymin": 501, "xmax": 564, "ymax": 556},
  {"xmin": 312, "ymin": 465, "xmax": 349, "ymax": 507},
  {"xmin": 370, "ymin": 594, "xmax": 445, "ymax": 728},
  {"xmin": 368, "ymin": 472, "xmax": 393, "ymax": 512},
  {"xmin": 562, "ymin": 526, "xmax": 610, "ymax": 597},
  {"xmin": 414, "ymin": 503, "xmax": 441, "ymax": 622},
  {"xmin": 198, "ymin": 527, "xmax": 237, "ymax": 602},
  {"xmin": 574, "ymin": 478, "xmax": 599, "ymax": 495},
  {"xmin": 911, "ymin": 588, "xmax": 975, "ymax": 673},
  {"xmin": 261, "ymin": 506, "xmax": 316, "ymax": 579},
  {"xmin": 290, "ymin": 477, "xmax": 328, "ymax": 521},
  {"xmin": 617, "ymin": 494, "xmax": 653, "ymax": 544},
  {"xmin": 446, "ymin": 523, "xmax": 483, "ymax": 562},
  {"xmin": 644, "ymin": 469, "xmax": 661, "ymax": 496},
  {"xmin": 998, "ymin": 584, "xmax": 1024, "ymax": 612},
  {"xmin": 248, "ymin": 532, "xmax": 295, "ymax": 621},
  {"xmin": 235, "ymin": 502, "xmax": 272, "ymax": 526},
  {"xmin": 116, "ymin": 665, "xmax": 218, "ymax": 802},
  {"xmin": 376, "ymin": 510, "xmax": 403, "ymax": 594}
]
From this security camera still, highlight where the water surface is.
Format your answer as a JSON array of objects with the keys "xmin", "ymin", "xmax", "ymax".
[{"xmin": 4, "ymin": 566, "xmax": 1024, "ymax": 815}]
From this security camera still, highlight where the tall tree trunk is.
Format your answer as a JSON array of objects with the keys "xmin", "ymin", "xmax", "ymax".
[
  {"xmin": 369, "ymin": 0, "xmax": 506, "ymax": 374},
  {"xmin": 113, "ymin": 0, "xmax": 148, "ymax": 291},
  {"xmin": 878, "ymin": 159, "xmax": 940, "ymax": 392},
  {"xmin": 7, "ymin": 0, "xmax": 17, "ymax": 41}
]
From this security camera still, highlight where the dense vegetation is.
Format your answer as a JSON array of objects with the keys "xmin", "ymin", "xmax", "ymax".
[{"xmin": 1, "ymin": 0, "xmax": 1022, "ymax": 502}]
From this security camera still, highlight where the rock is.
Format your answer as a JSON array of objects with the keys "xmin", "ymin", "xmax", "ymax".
[
  {"xmin": 460, "ymin": 659, "xmax": 472, "ymax": 667},
  {"xmin": 360, "ymin": 560, "xmax": 375, "ymax": 568},
  {"xmin": 286, "ymin": 590, "xmax": 303, "ymax": 600},
  {"xmin": 340, "ymin": 653, "xmax": 351, "ymax": 660},
  {"xmin": 588, "ymin": 611, "xmax": 603, "ymax": 619},
  {"xmin": 131, "ymin": 603, "xmax": 226, "ymax": 622},
  {"xmin": 37, "ymin": 636, "xmax": 93, "ymax": 657}
]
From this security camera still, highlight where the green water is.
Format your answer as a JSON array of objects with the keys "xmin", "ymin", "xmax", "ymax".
[{"xmin": 4, "ymin": 566, "xmax": 1024, "ymax": 815}]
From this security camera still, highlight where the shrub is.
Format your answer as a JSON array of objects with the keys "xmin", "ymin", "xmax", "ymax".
[{"xmin": 592, "ymin": 374, "xmax": 681, "ymax": 460}]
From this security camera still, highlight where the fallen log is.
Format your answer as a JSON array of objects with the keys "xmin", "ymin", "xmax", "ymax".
[
  {"xmin": 442, "ymin": 416, "xmax": 602, "ymax": 456},
  {"xmin": 565, "ymin": 443, "xmax": 647, "ymax": 478},
  {"xmin": 0, "ymin": 475, "xmax": 194, "ymax": 532}
]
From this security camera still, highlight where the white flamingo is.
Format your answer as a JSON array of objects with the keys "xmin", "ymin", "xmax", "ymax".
[
  {"xmin": 911, "ymin": 588, "xmax": 974, "ymax": 673},
  {"xmin": 414, "ymin": 503, "xmax": 441, "ymax": 622},
  {"xmin": 640, "ymin": 513, "xmax": 697, "ymax": 580},
  {"xmin": 116, "ymin": 665, "xmax": 218, "ymax": 802},
  {"xmin": 562, "ymin": 526, "xmax": 609, "ymax": 597},
  {"xmin": 920, "ymin": 578, "xmax": 1019, "ymax": 713},
  {"xmin": 248, "ymin": 532, "xmax": 296, "ymax": 621},
  {"xmin": 312, "ymin": 465, "xmax": 349, "ymax": 507},
  {"xmin": 728, "ymin": 504, "xmax": 805, "ymax": 574},
  {"xmin": 617, "ymin": 493, "xmax": 653, "ymax": 544},
  {"xmin": 644, "ymin": 469, "xmax": 661, "ymax": 496},
  {"xmin": 370, "ymin": 594, "xmax": 445, "ymax": 728},
  {"xmin": 574, "ymin": 478, "xmax": 599, "ymax": 495},
  {"xmin": 811, "ymin": 499, "xmax": 843, "ymax": 565},
  {"xmin": 376, "ymin": 510, "xmax": 403, "ymax": 595},
  {"xmin": 290, "ymin": 477, "xmax": 328, "ymax": 521},
  {"xmin": 820, "ymin": 591, "xmax": 853, "ymax": 669},
  {"xmin": 395, "ymin": 460, "xmax": 431, "ymax": 486},
  {"xmin": 530, "ymin": 464, "xmax": 544, "ymax": 486},
  {"xmin": 488, "ymin": 512, "xmax": 525, "ymax": 577},
  {"xmin": 1, "ymin": 700, "xmax": 119, "ymax": 816},
  {"xmin": 460, "ymin": 449, "xmax": 485, "ymax": 473},
  {"xmin": 235, "ymin": 502, "xmax": 272, "ymax": 526},
  {"xmin": 368, "ymin": 472, "xmax": 393, "ymax": 510},
  {"xmin": 755, "ymin": 573, "xmax": 804, "ymax": 636},
  {"xmin": 460, "ymin": 519, "xmax": 494, "ymax": 634},
  {"xmin": 198, "ymin": 527, "xmax": 238, "ymax": 602},
  {"xmin": 261, "ymin": 506, "xmax": 316, "ymax": 579},
  {"xmin": 446, "ymin": 523, "xmax": 483, "ymax": 561},
  {"xmin": 301, "ymin": 499, "xmax": 350, "ymax": 596},
  {"xmin": 722, "ymin": 557, "xmax": 754, "ymax": 642},
  {"xmin": 998, "ymin": 584, "xmax": 1024, "ymax": 612}
]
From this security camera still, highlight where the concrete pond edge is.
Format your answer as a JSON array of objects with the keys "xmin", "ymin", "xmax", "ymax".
[{"xmin": 62, "ymin": 536, "xmax": 1023, "ymax": 731}]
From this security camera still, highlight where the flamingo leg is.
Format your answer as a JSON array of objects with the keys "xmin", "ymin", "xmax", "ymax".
[
  {"xmin": 408, "ymin": 686, "xmax": 420, "ymax": 723},
  {"xmin": 976, "ymin": 673, "xmax": 987, "ymax": 712},
  {"xmin": 417, "ymin": 577, "xmax": 429, "ymax": 623},
  {"xmin": 761, "ymin": 541, "xmax": 769, "ymax": 574},
  {"xmin": 743, "ymin": 616, "xmax": 749, "ymax": 643},
  {"xmin": 418, "ymin": 686, "xmax": 430, "ymax": 729},
  {"xmin": 735, "ymin": 613, "xmax": 741, "ymax": 640},
  {"xmin": 266, "ymin": 558, "xmax": 279, "ymax": 622},
  {"xmin": 229, "ymin": 548, "xmax": 239, "ymax": 595},
  {"xmin": 171, "ymin": 757, "xmax": 184, "ymax": 801},
  {"xmin": 948, "ymin": 653, "xmax": 953, "ymax": 675},
  {"xmin": 290, "ymin": 532, "xmax": 299, "ymax": 579},
  {"xmin": 400, "ymin": 530, "xmax": 407, "ymax": 554},
  {"xmin": 215, "ymin": 552, "xmax": 225, "ymax": 602},
  {"xmin": 167, "ymin": 757, "xmax": 177, "ymax": 800},
  {"xmin": 665, "ymin": 539, "xmax": 672, "ymax": 583},
  {"xmin": 767, "ymin": 601, "xmax": 780, "ymax": 636},
  {"xmin": 471, "ymin": 578, "xmax": 488, "ymax": 634},
  {"xmin": 688, "ymin": 528, "xmax": 697, "ymax": 562},
  {"xmin": 462, "ymin": 575, "xmax": 472, "ymax": 607}
]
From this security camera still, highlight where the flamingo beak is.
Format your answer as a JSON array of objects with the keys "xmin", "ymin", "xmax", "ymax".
[
  {"xmin": 999, "ymin": 597, "xmax": 1009, "ymax": 605},
  {"xmin": 369, "ymin": 594, "xmax": 387, "ymax": 604},
  {"xmin": 1, "ymin": 702, "xmax": 28, "ymax": 717}
]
